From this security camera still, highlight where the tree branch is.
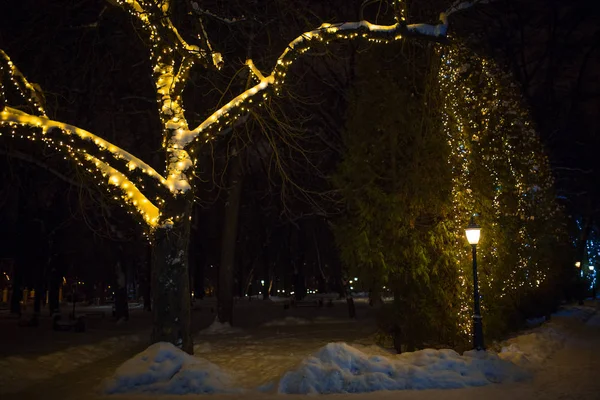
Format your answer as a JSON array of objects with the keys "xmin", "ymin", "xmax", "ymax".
[
  {"xmin": 188, "ymin": 2, "xmax": 246, "ymax": 25},
  {"xmin": 445, "ymin": 0, "xmax": 494, "ymax": 17},
  {"xmin": 0, "ymin": 49, "xmax": 46, "ymax": 116},
  {"xmin": 0, "ymin": 107, "xmax": 166, "ymax": 187},
  {"xmin": 0, "ymin": 148, "xmax": 85, "ymax": 188},
  {"xmin": 182, "ymin": 17, "xmax": 451, "ymax": 148},
  {"xmin": 111, "ymin": 0, "xmax": 219, "ymax": 69}
]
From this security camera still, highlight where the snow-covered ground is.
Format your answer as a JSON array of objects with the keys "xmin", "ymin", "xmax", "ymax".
[
  {"xmin": 0, "ymin": 333, "xmax": 143, "ymax": 394},
  {"xmin": 102, "ymin": 304, "xmax": 600, "ymax": 400},
  {"xmin": 99, "ymin": 313, "xmax": 571, "ymax": 396},
  {"xmin": 2, "ymin": 301, "xmax": 599, "ymax": 400}
]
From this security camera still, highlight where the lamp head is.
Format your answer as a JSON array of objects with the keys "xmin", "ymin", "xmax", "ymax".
[{"xmin": 465, "ymin": 216, "xmax": 481, "ymax": 245}]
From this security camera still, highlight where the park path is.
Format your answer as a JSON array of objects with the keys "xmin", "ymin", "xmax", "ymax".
[{"xmin": 3, "ymin": 303, "xmax": 600, "ymax": 400}]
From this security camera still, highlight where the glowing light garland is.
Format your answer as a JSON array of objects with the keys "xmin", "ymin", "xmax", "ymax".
[
  {"xmin": 0, "ymin": 0, "xmax": 561, "ymax": 346},
  {"xmin": 439, "ymin": 45, "xmax": 561, "ymax": 338},
  {"xmin": 0, "ymin": 0, "xmax": 452, "ymax": 232},
  {"xmin": 0, "ymin": 0, "xmax": 512, "ymax": 240}
]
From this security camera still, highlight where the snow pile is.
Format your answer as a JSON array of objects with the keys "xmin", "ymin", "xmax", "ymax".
[
  {"xmin": 0, "ymin": 334, "xmax": 142, "ymax": 394},
  {"xmin": 552, "ymin": 306, "xmax": 595, "ymax": 321},
  {"xmin": 267, "ymin": 296, "xmax": 290, "ymax": 303},
  {"xmin": 498, "ymin": 326, "xmax": 565, "ymax": 365},
  {"xmin": 525, "ymin": 316, "xmax": 546, "ymax": 327},
  {"xmin": 197, "ymin": 319, "xmax": 241, "ymax": 335},
  {"xmin": 193, "ymin": 342, "xmax": 212, "ymax": 354},
  {"xmin": 314, "ymin": 316, "xmax": 351, "ymax": 324},
  {"xmin": 586, "ymin": 313, "xmax": 600, "ymax": 326},
  {"xmin": 103, "ymin": 342, "xmax": 238, "ymax": 395},
  {"xmin": 277, "ymin": 342, "xmax": 530, "ymax": 394},
  {"xmin": 263, "ymin": 317, "xmax": 311, "ymax": 327}
]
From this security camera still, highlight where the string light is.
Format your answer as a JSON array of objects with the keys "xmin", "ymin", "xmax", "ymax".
[
  {"xmin": 439, "ymin": 44, "xmax": 562, "ymax": 338},
  {"xmin": 0, "ymin": 1, "xmax": 496, "ymax": 242},
  {"xmin": 0, "ymin": 1, "xmax": 563, "ymax": 343}
]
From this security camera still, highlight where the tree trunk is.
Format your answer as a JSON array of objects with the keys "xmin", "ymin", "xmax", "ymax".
[
  {"xmin": 48, "ymin": 264, "xmax": 60, "ymax": 315},
  {"xmin": 33, "ymin": 280, "xmax": 43, "ymax": 315},
  {"xmin": 346, "ymin": 297, "xmax": 356, "ymax": 319},
  {"xmin": 218, "ymin": 145, "xmax": 243, "ymax": 324},
  {"xmin": 576, "ymin": 216, "xmax": 593, "ymax": 305},
  {"xmin": 262, "ymin": 244, "xmax": 270, "ymax": 300},
  {"xmin": 151, "ymin": 203, "xmax": 193, "ymax": 354},
  {"xmin": 194, "ymin": 259, "xmax": 205, "ymax": 300},
  {"xmin": 115, "ymin": 261, "xmax": 129, "ymax": 321},
  {"xmin": 142, "ymin": 244, "xmax": 152, "ymax": 311},
  {"xmin": 10, "ymin": 268, "xmax": 22, "ymax": 316},
  {"xmin": 369, "ymin": 288, "xmax": 384, "ymax": 307}
]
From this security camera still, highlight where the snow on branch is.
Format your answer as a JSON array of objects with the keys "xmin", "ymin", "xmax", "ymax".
[
  {"xmin": 246, "ymin": 59, "xmax": 265, "ymax": 81},
  {"xmin": 0, "ymin": 108, "xmax": 162, "ymax": 227},
  {"xmin": 181, "ymin": 17, "xmax": 450, "ymax": 147},
  {"xmin": 83, "ymin": 154, "xmax": 160, "ymax": 226},
  {"xmin": 0, "ymin": 107, "xmax": 165, "ymax": 184},
  {"xmin": 0, "ymin": 50, "xmax": 46, "ymax": 117},
  {"xmin": 1, "ymin": 145, "xmax": 160, "ymax": 227},
  {"xmin": 113, "ymin": 0, "xmax": 221, "ymax": 69}
]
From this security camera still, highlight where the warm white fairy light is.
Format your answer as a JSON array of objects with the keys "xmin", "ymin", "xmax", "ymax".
[
  {"xmin": 0, "ymin": 107, "xmax": 163, "ymax": 181},
  {"xmin": 85, "ymin": 154, "xmax": 160, "ymax": 225},
  {"xmin": 439, "ymin": 44, "xmax": 561, "ymax": 339},
  {"xmin": 0, "ymin": 0, "xmax": 468, "ymax": 235}
]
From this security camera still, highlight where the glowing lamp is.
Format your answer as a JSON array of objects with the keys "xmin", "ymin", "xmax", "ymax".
[
  {"xmin": 575, "ymin": 261, "xmax": 581, "ymax": 268},
  {"xmin": 589, "ymin": 265, "xmax": 595, "ymax": 271},
  {"xmin": 465, "ymin": 218, "xmax": 481, "ymax": 245}
]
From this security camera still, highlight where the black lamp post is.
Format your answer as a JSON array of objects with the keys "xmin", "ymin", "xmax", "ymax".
[{"xmin": 465, "ymin": 216, "xmax": 484, "ymax": 351}]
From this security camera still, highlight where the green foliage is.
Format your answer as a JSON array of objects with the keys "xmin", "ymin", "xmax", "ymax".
[
  {"xmin": 440, "ymin": 44, "xmax": 569, "ymax": 340},
  {"xmin": 332, "ymin": 42, "xmax": 460, "ymax": 349},
  {"xmin": 333, "ymin": 40, "xmax": 568, "ymax": 351}
]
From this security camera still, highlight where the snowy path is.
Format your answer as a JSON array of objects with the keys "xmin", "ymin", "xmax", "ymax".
[
  {"xmin": 103, "ymin": 309, "xmax": 600, "ymax": 400},
  {"xmin": 3, "ymin": 305, "xmax": 599, "ymax": 400},
  {"xmin": 11, "ymin": 342, "xmax": 149, "ymax": 400}
]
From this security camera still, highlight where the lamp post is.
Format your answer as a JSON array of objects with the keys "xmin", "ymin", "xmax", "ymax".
[
  {"xmin": 465, "ymin": 216, "xmax": 484, "ymax": 351},
  {"xmin": 590, "ymin": 266, "xmax": 596, "ymax": 299}
]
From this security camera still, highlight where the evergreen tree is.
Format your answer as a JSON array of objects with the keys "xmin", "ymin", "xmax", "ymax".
[
  {"xmin": 333, "ymin": 41, "xmax": 459, "ymax": 351},
  {"xmin": 334, "ymin": 41, "xmax": 568, "ymax": 351}
]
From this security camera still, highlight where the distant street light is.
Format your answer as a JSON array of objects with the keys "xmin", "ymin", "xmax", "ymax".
[
  {"xmin": 465, "ymin": 216, "xmax": 484, "ymax": 351},
  {"xmin": 589, "ymin": 265, "xmax": 595, "ymax": 271}
]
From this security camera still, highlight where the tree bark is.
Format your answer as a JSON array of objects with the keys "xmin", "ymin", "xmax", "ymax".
[
  {"xmin": 47, "ymin": 263, "xmax": 60, "ymax": 315},
  {"xmin": 151, "ymin": 200, "xmax": 193, "ymax": 354},
  {"xmin": 114, "ymin": 261, "xmax": 129, "ymax": 321},
  {"xmin": 194, "ymin": 258, "xmax": 205, "ymax": 300},
  {"xmin": 262, "ymin": 243, "xmax": 270, "ymax": 300},
  {"xmin": 33, "ymin": 280, "xmax": 43, "ymax": 315},
  {"xmin": 10, "ymin": 267, "xmax": 22, "ymax": 316},
  {"xmin": 141, "ymin": 244, "xmax": 152, "ymax": 311},
  {"xmin": 218, "ymin": 145, "xmax": 243, "ymax": 324},
  {"xmin": 576, "ymin": 216, "xmax": 593, "ymax": 305},
  {"xmin": 369, "ymin": 288, "xmax": 384, "ymax": 307}
]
